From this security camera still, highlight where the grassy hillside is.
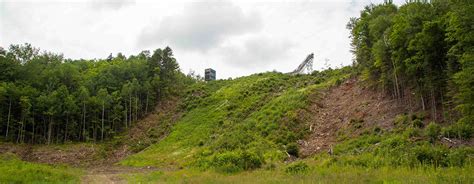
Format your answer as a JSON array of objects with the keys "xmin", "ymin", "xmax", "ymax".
[
  {"xmin": 120, "ymin": 67, "xmax": 473, "ymax": 183},
  {"xmin": 121, "ymin": 68, "xmax": 351, "ymax": 171},
  {"xmin": 0, "ymin": 66, "xmax": 472, "ymax": 183}
]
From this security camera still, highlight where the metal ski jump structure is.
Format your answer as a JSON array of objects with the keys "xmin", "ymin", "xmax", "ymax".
[{"xmin": 288, "ymin": 53, "xmax": 314, "ymax": 75}]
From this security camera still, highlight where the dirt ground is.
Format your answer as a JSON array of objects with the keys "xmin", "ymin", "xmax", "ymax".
[{"xmin": 299, "ymin": 77, "xmax": 413, "ymax": 157}]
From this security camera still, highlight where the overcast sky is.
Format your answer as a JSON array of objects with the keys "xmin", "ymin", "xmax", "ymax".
[{"xmin": 0, "ymin": 0, "xmax": 405, "ymax": 79}]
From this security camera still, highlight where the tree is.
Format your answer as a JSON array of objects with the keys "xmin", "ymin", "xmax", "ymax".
[
  {"xmin": 0, "ymin": 42, "xmax": 188, "ymax": 144},
  {"xmin": 64, "ymin": 95, "xmax": 78, "ymax": 142},
  {"xmin": 97, "ymin": 88, "xmax": 111, "ymax": 141},
  {"xmin": 78, "ymin": 86, "xmax": 90, "ymax": 141}
]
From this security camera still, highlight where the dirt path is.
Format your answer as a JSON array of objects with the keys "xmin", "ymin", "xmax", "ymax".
[{"xmin": 81, "ymin": 166, "xmax": 156, "ymax": 184}]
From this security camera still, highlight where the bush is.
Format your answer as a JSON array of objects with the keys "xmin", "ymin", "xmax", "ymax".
[
  {"xmin": 403, "ymin": 127, "xmax": 422, "ymax": 138},
  {"xmin": 425, "ymin": 122, "xmax": 441, "ymax": 143},
  {"xmin": 412, "ymin": 119, "xmax": 424, "ymax": 128},
  {"xmin": 285, "ymin": 161, "xmax": 309, "ymax": 174},
  {"xmin": 412, "ymin": 145, "xmax": 447, "ymax": 167},
  {"xmin": 442, "ymin": 121, "xmax": 473, "ymax": 139},
  {"xmin": 446, "ymin": 147, "xmax": 474, "ymax": 167},
  {"xmin": 286, "ymin": 143, "xmax": 299, "ymax": 157},
  {"xmin": 211, "ymin": 150, "xmax": 264, "ymax": 173},
  {"xmin": 394, "ymin": 114, "xmax": 409, "ymax": 126}
]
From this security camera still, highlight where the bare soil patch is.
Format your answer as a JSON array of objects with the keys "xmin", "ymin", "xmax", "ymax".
[{"xmin": 299, "ymin": 78, "xmax": 413, "ymax": 157}]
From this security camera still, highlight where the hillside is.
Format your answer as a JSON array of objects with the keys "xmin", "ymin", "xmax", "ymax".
[
  {"xmin": 121, "ymin": 68, "xmax": 351, "ymax": 168},
  {"xmin": 1, "ymin": 1, "xmax": 473, "ymax": 183},
  {"xmin": 0, "ymin": 67, "xmax": 473, "ymax": 183}
]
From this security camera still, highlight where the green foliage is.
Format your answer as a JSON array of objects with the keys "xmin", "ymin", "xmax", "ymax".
[
  {"xmin": 412, "ymin": 119, "xmax": 424, "ymax": 128},
  {"xmin": 330, "ymin": 132, "xmax": 473, "ymax": 168},
  {"xmin": 425, "ymin": 122, "xmax": 441, "ymax": 142},
  {"xmin": 348, "ymin": 0, "xmax": 474, "ymax": 127},
  {"xmin": 0, "ymin": 43, "xmax": 192, "ymax": 144},
  {"xmin": 285, "ymin": 161, "xmax": 309, "ymax": 174},
  {"xmin": 442, "ymin": 121, "xmax": 473, "ymax": 139},
  {"xmin": 0, "ymin": 153, "xmax": 81, "ymax": 183},
  {"xmin": 286, "ymin": 143, "xmax": 299, "ymax": 157},
  {"xmin": 209, "ymin": 150, "xmax": 264, "ymax": 173},
  {"xmin": 394, "ymin": 114, "xmax": 409, "ymax": 126}
]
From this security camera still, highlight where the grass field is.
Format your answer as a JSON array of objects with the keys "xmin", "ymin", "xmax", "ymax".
[
  {"xmin": 124, "ymin": 163, "xmax": 474, "ymax": 184},
  {"xmin": 0, "ymin": 153, "xmax": 82, "ymax": 183}
]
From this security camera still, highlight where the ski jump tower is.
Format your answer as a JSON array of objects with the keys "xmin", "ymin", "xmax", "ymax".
[{"xmin": 288, "ymin": 53, "xmax": 314, "ymax": 75}]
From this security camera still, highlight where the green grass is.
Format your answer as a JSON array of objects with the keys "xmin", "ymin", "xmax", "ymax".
[
  {"xmin": 0, "ymin": 153, "xmax": 82, "ymax": 183},
  {"xmin": 121, "ymin": 69, "xmax": 351, "ymax": 170},
  {"xmin": 123, "ymin": 164, "xmax": 474, "ymax": 183}
]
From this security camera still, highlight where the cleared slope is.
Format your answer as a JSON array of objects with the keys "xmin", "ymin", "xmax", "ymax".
[
  {"xmin": 300, "ymin": 77, "xmax": 413, "ymax": 156},
  {"xmin": 121, "ymin": 69, "xmax": 350, "ymax": 170}
]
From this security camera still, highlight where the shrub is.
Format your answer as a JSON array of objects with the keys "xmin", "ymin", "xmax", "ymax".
[
  {"xmin": 425, "ymin": 122, "xmax": 441, "ymax": 143},
  {"xmin": 211, "ymin": 150, "xmax": 264, "ymax": 173},
  {"xmin": 394, "ymin": 114, "xmax": 409, "ymax": 126},
  {"xmin": 412, "ymin": 119, "xmax": 424, "ymax": 128},
  {"xmin": 286, "ymin": 143, "xmax": 299, "ymax": 157},
  {"xmin": 403, "ymin": 127, "xmax": 422, "ymax": 138},
  {"xmin": 373, "ymin": 126, "xmax": 382, "ymax": 134},
  {"xmin": 412, "ymin": 145, "xmax": 447, "ymax": 167},
  {"xmin": 285, "ymin": 161, "xmax": 309, "ymax": 174},
  {"xmin": 446, "ymin": 147, "xmax": 474, "ymax": 167},
  {"xmin": 442, "ymin": 121, "xmax": 473, "ymax": 139},
  {"xmin": 411, "ymin": 112, "xmax": 426, "ymax": 121}
]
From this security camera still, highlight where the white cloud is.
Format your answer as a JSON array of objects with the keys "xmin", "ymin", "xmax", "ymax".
[
  {"xmin": 88, "ymin": 0, "xmax": 136, "ymax": 10},
  {"xmin": 138, "ymin": 1, "xmax": 262, "ymax": 52},
  {"xmin": 216, "ymin": 35, "xmax": 294, "ymax": 69}
]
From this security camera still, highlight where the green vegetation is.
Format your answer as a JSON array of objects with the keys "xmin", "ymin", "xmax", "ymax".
[
  {"xmin": 1, "ymin": 0, "xmax": 473, "ymax": 183},
  {"xmin": 124, "ymin": 165, "xmax": 473, "ymax": 184},
  {"xmin": 121, "ymin": 68, "xmax": 351, "ymax": 171},
  {"xmin": 0, "ymin": 153, "xmax": 81, "ymax": 183},
  {"xmin": 0, "ymin": 44, "xmax": 192, "ymax": 144},
  {"xmin": 347, "ymin": 0, "xmax": 474, "ymax": 128}
]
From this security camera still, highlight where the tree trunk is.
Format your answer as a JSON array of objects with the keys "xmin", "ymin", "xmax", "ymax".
[
  {"xmin": 421, "ymin": 95, "xmax": 426, "ymax": 111},
  {"xmin": 5, "ymin": 99, "xmax": 12, "ymax": 140},
  {"xmin": 17, "ymin": 117, "xmax": 23, "ymax": 143},
  {"xmin": 431, "ymin": 88, "xmax": 437, "ymax": 121},
  {"xmin": 32, "ymin": 114, "xmax": 35, "ymax": 144},
  {"xmin": 64, "ymin": 113, "xmax": 68, "ymax": 142},
  {"xmin": 135, "ymin": 95, "xmax": 138, "ymax": 121},
  {"xmin": 47, "ymin": 116, "xmax": 52, "ymax": 145},
  {"xmin": 124, "ymin": 102, "xmax": 128, "ymax": 129},
  {"xmin": 101, "ymin": 103, "xmax": 105, "ymax": 141},
  {"xmin": 82, "ymin": 102, "xmax": 86, "ymax": 141},
  {"xmin": 145, "ymin": 92, "xmax": 149, "ymax": 114},
  {"xmin": 129, "ymin": 94, "xmax": 132, "ymax": 125},
  {"xmin": 391, "ymin": 60, "xmax": 401, "ymax": 100}
]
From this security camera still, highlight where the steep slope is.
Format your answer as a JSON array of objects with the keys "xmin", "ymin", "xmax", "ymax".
[
  {"xmin": 121, "ymin": 69, "xmax": 350, "ymax": 170},
  {"xmin": 300, "ymin": 78, "xmax": 414, "ymax": 156}
]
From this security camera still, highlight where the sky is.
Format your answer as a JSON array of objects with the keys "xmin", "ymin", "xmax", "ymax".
[{"xmin": 0, "ymin": 0, "xmax": 405, "ymax": 79}]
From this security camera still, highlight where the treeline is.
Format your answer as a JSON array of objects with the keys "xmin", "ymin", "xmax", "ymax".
[
  {"xmin": 347, "ymin": 1, "xmax": 473, "ymax": 127},
  {"xmin": 0, "ymin": 44, "xmax": 193, "ymax": 144}
]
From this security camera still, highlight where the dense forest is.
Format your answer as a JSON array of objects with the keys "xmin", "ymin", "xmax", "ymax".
[
  {"xmin": 347, "ymin": 0, "xmax": 473, "ymax": 138},
  {"xmin": 0, "ymin": 44, "xmax": 192, "ymax": 144}
]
